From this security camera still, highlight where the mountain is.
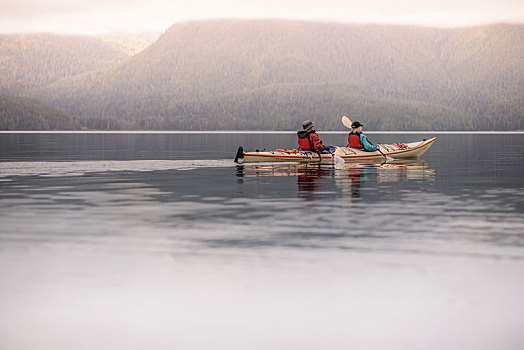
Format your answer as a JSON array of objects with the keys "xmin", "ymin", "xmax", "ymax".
[
  {"xmin": 2, "ymin": 20, "xmax": 523, "ymax": 130},
  {"xmin": 0, "ymin": 33, "xmax": 128, "ymax": 94},
  {"xmin": 0, "ymin": 94, "xmax": 76, "ymax": 130},
  {"xmin": 0, "ymin": 33, "xmax": 128, "ymax": 129}
]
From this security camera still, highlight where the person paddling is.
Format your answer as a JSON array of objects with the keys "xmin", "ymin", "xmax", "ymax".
[
  {"xmin": 347, "ymin": 121, "xmax": 379, "ymax": 152},
  {"xmin": 297, "ymin": 120, "xmax": 330, "ymax": 153}
]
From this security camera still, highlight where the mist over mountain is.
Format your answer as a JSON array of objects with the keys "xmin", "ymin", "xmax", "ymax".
[
  {"xmin": 1, "ymin": 20, "xmax": 523, "ymax": 130},
  {"xmin": 97, "ymin": 32, "xmax": 160, "ymax": 56}
]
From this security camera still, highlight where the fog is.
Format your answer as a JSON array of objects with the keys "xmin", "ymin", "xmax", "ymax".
[{"xmin": 1, "ymin": 0, "xmax": 523, "ymax": 34}]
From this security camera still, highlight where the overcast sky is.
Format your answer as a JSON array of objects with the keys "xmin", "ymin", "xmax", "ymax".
[{"xmin": 1, "ymin": 0, "xmax": 523, "ymax": 35}]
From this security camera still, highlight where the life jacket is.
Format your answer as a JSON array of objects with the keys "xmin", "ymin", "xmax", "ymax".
[
  {"xmin": 348, "ymin": 132, "xmax": 361, "ymax": 148},
  {"xmin": 297, "ymin": 130, "xmax": 314, "ymax": 150}
]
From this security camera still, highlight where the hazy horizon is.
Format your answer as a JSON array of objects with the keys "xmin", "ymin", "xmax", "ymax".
[{"xmin": 1, "ymin": 0, "xmax": 523, "ymax": 35}]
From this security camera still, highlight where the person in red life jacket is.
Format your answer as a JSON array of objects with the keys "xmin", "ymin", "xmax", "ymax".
[
  {"xmin": 347, "ymin": 121, "xmax": 379, "ymax": 152},
  {"xmin": 297, "ymin": 120, "xmax": 330, "ymax": 153}
]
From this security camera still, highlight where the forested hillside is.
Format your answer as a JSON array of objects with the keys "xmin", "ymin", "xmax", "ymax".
[
  {"xmin": 1, "ymin": 20, "xmax": 523, "ymax": 130},
  {"xmin": 0, "ymin": 34, "xmax": 128, "ymax": 94},
  {"xmin": 0, "ymin": 94, "xmax": 76, "ymax": 130}
]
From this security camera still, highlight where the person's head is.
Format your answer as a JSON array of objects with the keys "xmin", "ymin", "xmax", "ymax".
[
  {"xmin": 351, "ymin": 121, "xmax": 363, "ymax": 132},
  {"xmin": 302, "ymin": 120, "xmax": 315, "ymax": 131}
]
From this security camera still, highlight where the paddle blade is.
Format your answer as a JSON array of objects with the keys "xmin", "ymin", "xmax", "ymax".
[{"xmin": 341, "ymin": 115, "xmax": 352, "ymax": 129}]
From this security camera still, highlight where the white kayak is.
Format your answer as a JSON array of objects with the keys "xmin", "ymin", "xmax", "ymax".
[{"xmin": 235, "ymin": 137, "xmax": 437, "ymax": 163}]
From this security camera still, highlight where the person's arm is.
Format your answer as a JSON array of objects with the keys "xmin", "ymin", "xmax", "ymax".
[
  {"xmin": 311, "ymin": 133, "xmax": 328, "ymax": 152},
  {"xmin": 360, "ymin": 134, "xmax": 377, "ymax": 151}
]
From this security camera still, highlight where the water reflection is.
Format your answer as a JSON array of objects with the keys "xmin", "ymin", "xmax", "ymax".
[
  {"xmin": 237, "ymin": 158, "xmax": 435, "ymax": 200},
  {"xmin": 2, "ymin": 134, "xmax": 524, "ymax": 350}
]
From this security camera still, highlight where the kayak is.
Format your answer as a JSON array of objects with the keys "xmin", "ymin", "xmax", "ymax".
[{"xmin": 235, "ymin": 137, "xmax": 436, "ymax": 163}]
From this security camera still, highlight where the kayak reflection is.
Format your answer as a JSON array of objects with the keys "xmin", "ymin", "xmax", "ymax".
[{"xmin": 236, "ymin": 158, "xmax": 435, "ymax": 199}]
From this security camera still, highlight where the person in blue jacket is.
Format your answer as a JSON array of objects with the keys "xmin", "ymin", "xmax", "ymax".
[{"xmin": 347, "ymin": 121, "xmax": 379, "ymax": 151}]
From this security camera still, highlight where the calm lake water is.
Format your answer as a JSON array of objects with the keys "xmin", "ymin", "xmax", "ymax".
[{"xmin": 1, "ymin": 132, "xmax": 524, "ymax": 350}]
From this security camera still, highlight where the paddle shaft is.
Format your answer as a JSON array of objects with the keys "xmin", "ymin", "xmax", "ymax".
[
  {"xmin": 376, "ymin": 147, "xmax": 387, "ymax": 158},
  {"xmin": 364, "ymin": 135, "xmax": 387, "ymax": 158}
]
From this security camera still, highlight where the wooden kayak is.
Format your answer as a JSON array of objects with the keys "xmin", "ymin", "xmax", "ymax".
[{"xmin": 235, "ymin": 137, "xmax": 436, "ymax": 163}]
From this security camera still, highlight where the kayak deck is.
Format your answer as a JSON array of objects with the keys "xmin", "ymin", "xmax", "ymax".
[{"xmin": 236, "ymin": 137, "xmax": 436, "ymax": 163}]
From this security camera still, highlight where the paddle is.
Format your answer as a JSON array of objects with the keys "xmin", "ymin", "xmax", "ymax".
[
  {"xmin": 341, "ymin": 115, "xmax": 352, "ymax": 129},
  {"xmin": 374, "ymin": 144, "xmax": 390, "ymax": 160},
  {"xmin": 341, "ymin": 115, "xmax": 392, "ymax": 160}
]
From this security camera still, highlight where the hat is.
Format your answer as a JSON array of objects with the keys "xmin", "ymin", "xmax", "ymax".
[
  {"xmin": 351, "ymin": 121, "xmax": 363, "ymax": 128},
  {"xmin": 302, "ymin": 120, "xmax": 315, "ymax": 130}
]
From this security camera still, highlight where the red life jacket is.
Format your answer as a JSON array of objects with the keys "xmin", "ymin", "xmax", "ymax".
[
  {"xmin": 297, "ymin": 130, "xmax": 314, "ymax": 150},
  {"xmin": 348, "ymin": 132, "xmax": 361, "ymax": 148}
]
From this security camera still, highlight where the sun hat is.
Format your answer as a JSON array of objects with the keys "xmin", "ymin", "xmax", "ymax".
[{"xmin": 302, "ymin": 120, "xmax": 315, "ymax": 130}]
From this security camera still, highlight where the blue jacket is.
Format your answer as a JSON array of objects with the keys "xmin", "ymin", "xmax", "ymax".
[{"xmin": 359, "ymin": 133, "xmax": 377, "ymax": 151}]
